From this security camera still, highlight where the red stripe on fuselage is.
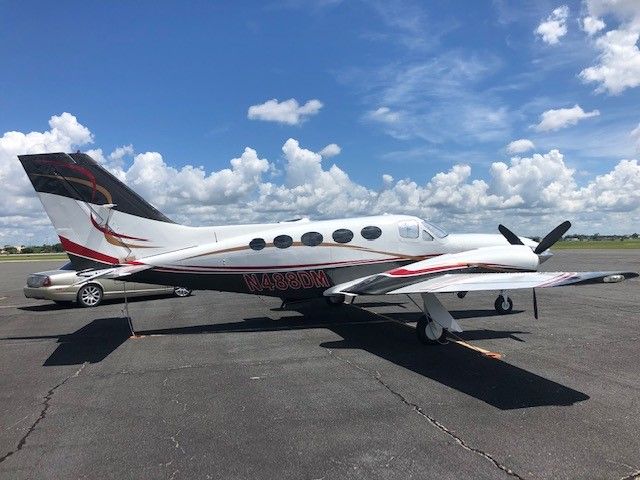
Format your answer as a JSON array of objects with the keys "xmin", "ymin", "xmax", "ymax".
[
  {"xmin": 386, "ymin": 262, "xmax": 528, "ymax": 277},
  {"xmin": 386, "ymin": 262, "xmax": 467, "ymax": 277},
  {"xmin": 59, "ymin": 236, "xmax": 119, "ymax": 264}
]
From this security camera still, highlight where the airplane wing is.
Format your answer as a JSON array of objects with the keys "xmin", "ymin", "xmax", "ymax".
[{"xmin": 325, "ymin": 271, "xmax": 638, "ymax": 297}]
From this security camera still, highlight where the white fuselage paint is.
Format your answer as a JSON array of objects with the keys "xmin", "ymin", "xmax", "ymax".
[{"xmin": 38, "ymin": 192, "xmax": 546, "ymax": 296}]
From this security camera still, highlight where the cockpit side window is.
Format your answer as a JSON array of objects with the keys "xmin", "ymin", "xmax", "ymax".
[
  {"xmin": 398, "ymin": 220, "xmax": 419, "ymax": 239},
  {"xmin": 421, "ymin": 220, "xmax": 449, "ymax": 238}
]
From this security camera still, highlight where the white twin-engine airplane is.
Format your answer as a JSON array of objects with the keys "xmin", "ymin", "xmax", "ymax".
[{"xmin": 19, "ymin": 152, "xmax": 638, "ymax": 344}]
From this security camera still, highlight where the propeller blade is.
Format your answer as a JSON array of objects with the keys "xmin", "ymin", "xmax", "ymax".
[
  {"xmin": 533, "ymin": 288, "xmax": 538, "ymax": 320},
  {"xmin": 498, "ymin": 224, "xmax": 524, "ymax": 245},
  {"xmin": 534, "ymin": 220, "xmax": 572, "ymax": 254}
]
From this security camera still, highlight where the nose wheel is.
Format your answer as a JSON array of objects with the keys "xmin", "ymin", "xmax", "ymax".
[
  {"xmin": 494, "ymin": 294, "xmax": 513, "ymax": 314},
  {"xmin": 416, "ymin": 315, "xmax": 448, "ymax": 345}
]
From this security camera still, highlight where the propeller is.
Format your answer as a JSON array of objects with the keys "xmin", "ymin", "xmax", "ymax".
[
  {"xmin": 534, "ymin": 220, "xmax": 571, "ymax": 254},
  {"xmin": 499, "ymin": 220, "xmax": 572, "ymax": 253},
  {"xmin": 498, "ymin": 220, "xmax": 572, "ymax": 320},
  {"xmin": 498, "ymin": 224, "xmax": 524, "ymax": 245}
]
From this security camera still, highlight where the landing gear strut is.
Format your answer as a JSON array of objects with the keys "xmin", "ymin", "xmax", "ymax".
[
  {"xmin": 416, "ymin": 315, "xmax": 448, "ymax": 345},
  {"xmin": 412, "ymin": 293, "xmax": 462, "ymax": 345},
  {"xmin": 494, "ymin": 292, "xmax": 513, "ymax": 314}
]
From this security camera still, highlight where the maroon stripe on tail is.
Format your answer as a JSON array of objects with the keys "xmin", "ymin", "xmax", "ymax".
[
  {"xmin": 59, "ymin": 236, "xmax": 119, "ymax": 264},
  {"xmin": 90, "ymin": 214, "xmax": 148, "ymax": 241}
]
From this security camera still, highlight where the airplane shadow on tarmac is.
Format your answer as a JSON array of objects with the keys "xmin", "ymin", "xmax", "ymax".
[{"xmin": 3, "ymin": 301, "xmax": 589, "ymax": 410}]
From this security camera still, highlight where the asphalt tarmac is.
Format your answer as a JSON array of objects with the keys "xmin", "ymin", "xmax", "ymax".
[{"xmin": 0, "ymin": 250, "xmax": 639, "ymax": 480}]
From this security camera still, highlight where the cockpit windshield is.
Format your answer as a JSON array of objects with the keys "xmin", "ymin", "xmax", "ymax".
[{"xmin": 422, "ymin": 220, "xmax": 449, "ymax": 238}]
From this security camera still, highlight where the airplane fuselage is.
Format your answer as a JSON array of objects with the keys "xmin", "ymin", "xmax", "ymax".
[{"xmin": 122, "ymin": 214, "xmax": 536, "ymax": 299}]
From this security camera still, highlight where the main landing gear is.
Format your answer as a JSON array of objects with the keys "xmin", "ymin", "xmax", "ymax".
[
  {"xmin": 414, "ymin": 293, "xmax": 462, "ymax": 345},
  {"xmin": 494, "ymin": 291, "xmax": 513, "ymax": 314},
  {"xmin": 416, "ymin": 315, "xmax": 448, "ymax": 345}
]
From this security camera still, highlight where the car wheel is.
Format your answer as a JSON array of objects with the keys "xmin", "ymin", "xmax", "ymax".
[
  {"xmin": 173, "ymin": 287, "xmax": 192, "ymax": 297},
  {"xmin": 77, "ymin": 284, "xmax": 103, "ymax": 308}
]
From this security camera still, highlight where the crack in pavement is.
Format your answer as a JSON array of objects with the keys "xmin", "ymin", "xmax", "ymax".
[
  {"xmin": 621, "ymin": 471, "xmax": 640, "ymax": 480},
  {"xmin": 324, "ymin": 348, "xmax": 525, "ymax": 480},
  {"xmin": 0, "ymin": 362, "xmax": 87, "ymax": 465}
]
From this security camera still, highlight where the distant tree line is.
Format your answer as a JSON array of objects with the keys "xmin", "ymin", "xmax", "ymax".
[
  {"xmin": 1, "ymin": 243, "xmax": 64, "ymax": 254},
  {"xmin": 561, "ymin": 233, "xmax": 639, "ymax": 241}
]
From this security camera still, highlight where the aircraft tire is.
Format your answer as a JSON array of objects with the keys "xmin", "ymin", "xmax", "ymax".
[
  {"xmin": 416, "ymin": 315, "xmax": 447, "ymax": 345},
  {"xmin": 494, "ymin": 295, "xmax": 513, "ymax": 314}
]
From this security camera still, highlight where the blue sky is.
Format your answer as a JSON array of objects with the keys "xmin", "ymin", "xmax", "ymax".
[{"xmin": 2, "ymin": 0, "xmax": 640, "ymax": 243}]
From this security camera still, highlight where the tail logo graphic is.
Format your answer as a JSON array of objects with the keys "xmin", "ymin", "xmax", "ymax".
[
  {"xmin": 32, "ymin": 158, "xmax": 159, "ymax": 250},
  {"xmin": 89, "ymin": 214, "xmax": 157, "ymax": 249}
]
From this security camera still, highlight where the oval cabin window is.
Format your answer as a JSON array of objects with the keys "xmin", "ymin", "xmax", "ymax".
[
  {"xmin": 273, "ymin": 235, "xmax": 293, "ymax": 249},
  {"xmin": 301, "ymin": 231, "xmax": 323, "ymax": 246},
  {"xmin": 249, "ymin": 238, "xmax": 266, "ymax": 251},
  {"xmin": 332, "ymin": 229, "xmax": 354, "ymax": 244},
  {"xmin": 361, "ymin": 226, "xmax": 382, "ymax": 240}
]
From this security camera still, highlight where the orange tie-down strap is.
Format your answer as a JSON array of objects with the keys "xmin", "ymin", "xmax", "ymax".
[{"xmin": 445, "ymin": 331, "xmax": 503, "ymax": 360}]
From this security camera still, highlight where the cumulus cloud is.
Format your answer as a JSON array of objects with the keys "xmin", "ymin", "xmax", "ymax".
[
  {"xmin": 4, "ymin": 114, "xmax": 640, "ymax": 244},
  {"xmin": 579, "ymin": 0, "xmax": 640, "ymax": 94},
  {"xmin": 120, "ymin": 147, "xmax": 271, "ymax": 209},
  {"xmin": 319, "ymin": 143, "xmax": 341, "ymax": 158},
  {"xmin": 535, "ymin": 5, "xmax": 570, "ymax": 45},
  {"xmin": 582, "ymin": 16, "xmax": 606, "ymax": 35},
  {"xmin": 247, "ymin": 98, "xmax": 323, "ymax": 125},
  {"xmin": 0, "ymin": 113, "xmax": 94, "ymax": 244},
  {"xmin": 582, "ymin": 0, "xmax": 640, "ymax": 26},
  {"xmin": 534, "ymin": 105, "xmax": 600, "ymax": 132},
  {"xmin": 580, "ymin": 29, "xmax": 640, "ymax": 94},
  {"xmin": 87, "ymin": 144, "xmax": 134, "ymax": 174},
  {"xmin": 506, "ymin": 139, "xmax": 535, "ymax": 154}
]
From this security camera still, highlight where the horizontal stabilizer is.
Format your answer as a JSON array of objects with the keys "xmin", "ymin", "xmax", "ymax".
[{"xmin": 73, "ymin": 264, "xmax": 152, "ymax": 285}]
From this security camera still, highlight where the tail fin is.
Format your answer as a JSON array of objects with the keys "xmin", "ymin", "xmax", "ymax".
[{"xmin": 19, "ymin": 152, "xmax": 182, "ymax": 269}]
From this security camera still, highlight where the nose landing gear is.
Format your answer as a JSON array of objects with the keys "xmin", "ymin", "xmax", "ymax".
[{"xmin": 494, "ymin": 292, "xmax": 513, "ymax": 314}]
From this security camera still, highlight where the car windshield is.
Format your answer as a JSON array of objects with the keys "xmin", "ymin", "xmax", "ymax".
[
  {"xmin": 422, "ymin": 220, "xmax": 449, "ymax": 238},
  {"xmin": 59, "ymin": 262, "xmax": 74, "ymax": 271}
]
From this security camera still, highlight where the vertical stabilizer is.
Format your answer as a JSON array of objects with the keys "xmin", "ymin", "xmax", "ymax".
[{"xmin": 19, "ymin": 152, "xmax": 182, "ymax": 269}]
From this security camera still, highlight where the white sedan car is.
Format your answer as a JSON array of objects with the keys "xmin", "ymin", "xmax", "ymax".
[{"xmin": 24, "ymin": 262, "xmax": 192, "ymax": 307}]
